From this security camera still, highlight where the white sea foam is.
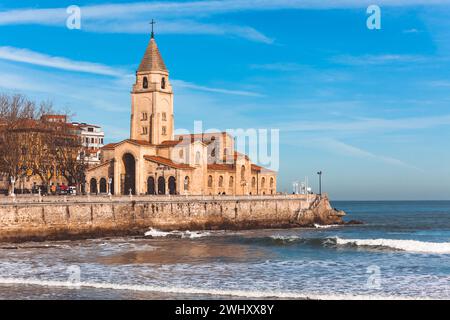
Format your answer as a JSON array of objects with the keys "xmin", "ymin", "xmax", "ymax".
[
  {"xmin": 314, "ymin": 224, "xmax": 340, "ymax": 229},
  {"xmin": 144, "ymin": 228, "xmax": 210, "ymax": 239},
  {"xmin": 335, "ymin": 237, "xmax": 450, "ymax": 254},
  {"xmin": 0, "ymin": 277, "xmax": 425, "ymax": 300},
  {"xmin": 144, "ymin": 228, "xmax": 172, "ymax": 237},
  {"xmin": 270, "ymin": 235, "xmax": 300, "ymax": 242}
]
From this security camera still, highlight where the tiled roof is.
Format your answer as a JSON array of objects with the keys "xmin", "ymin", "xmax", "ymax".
[
  {"xmin": 144, "ymin": 155, "xmax": 194, "ymax": 170},
  {"xmin": 207, "ymin": 163, "xmax": 235, "ymax": 171},
  {"xmin": 251, "ymin": 164, "xmax": 263, "ymax": 172},
  {"xmin": 138, "ymin": 38, "xmax": 167, "ymax": 73},
  {"xmin": 101, "ymin": 143, "xmax": 117, "ymax": 150},
  {"xmin": 101, "ymin": 139, "xmax": 154, "ymax": 150}
]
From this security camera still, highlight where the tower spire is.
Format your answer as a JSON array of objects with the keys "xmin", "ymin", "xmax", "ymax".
[{"xmin": 150, "ymin": 19, "xmax": 156, "ymax": 39}]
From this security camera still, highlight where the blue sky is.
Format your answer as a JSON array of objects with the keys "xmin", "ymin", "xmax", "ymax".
[{"xmin": 1, "ymin": 0, "xmax": 450, "ymax": 200}]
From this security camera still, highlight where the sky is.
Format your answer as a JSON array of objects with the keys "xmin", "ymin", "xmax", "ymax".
[{"xmin": 0, "ymin": 0, "xmax": 450, "ymax": 200}]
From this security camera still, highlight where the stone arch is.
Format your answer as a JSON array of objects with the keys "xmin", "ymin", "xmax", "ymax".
[
  {"xmin": 143, "ymin": 76, "xmax": 148, "ymax": 89},
  {"xmin": 184, "ymin": 176, "xmax": 190, "ymax": 191},
  {"xmin": 168, "ymin": 176, "xmax": 176, "ymax": 195},
  {"xmin": 147, "ymin": 176, "xmax": 155, "ymax": 195},
  {"xmin": 90, "ymin": 178, "xmax": 97, "ymax": 194},
  {"xmin": 99, "ymin": 178, "xmax": 107, "ymax": 193},
  {"xmin": 158, "ymin": 176, "xmax": 165, "ymax": 195},
  {"xmin": 229, "ymin": 176, "xmax": 234, "ymax": 188},
  {"xmin": 122, "ymin": 153, "xmax": 136, "ymax": 195},
  {"xmin": 208, "ymin": 175, "xmax": 213, "ymax": 188},
  {"xmin": 241, "ymin": 165, "xmax": 246, "ymax": 181}
]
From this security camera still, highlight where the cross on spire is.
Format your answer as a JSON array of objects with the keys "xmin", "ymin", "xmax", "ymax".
[{"xmin": 150, "ymin": 19, "xmax": 156, "ymax": 38}]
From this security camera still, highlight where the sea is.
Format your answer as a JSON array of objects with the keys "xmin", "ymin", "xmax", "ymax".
[{"xmin": 0, "ymin": 201, "xmax": 449, "ymax": 300}]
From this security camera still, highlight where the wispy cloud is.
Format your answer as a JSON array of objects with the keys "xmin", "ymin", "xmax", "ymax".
[
  {"xmin": 2, "ymin": 1, "xmax": 448, "ymax": 43},
  {"xmin": 0, "ymin": 47, "xmax": 263, "ymax": 99},
  {"xmin": 172, "ymin": 79, "xmax": 264, "ymax": 97},
  {"xmin": 250, "ymin": 62, "xmax": 304, "ymax": 71},
  {"xmin": 281, "ymin": 114, "xmax": 450, "ymax": 133},
  {"xmin": 85, "ymin": 20, "xmax": 273, "ymax": 44},
  {"xmin": 332, "ymin": 54, "xmax": 428, "ymax": 66},
  {"xmin": 0, "ymin": 46, "xmax": 125, "ymax": 77},
  {"xmin": 316, "ymin": 138, "xmax": 421, "ymax": 170}
]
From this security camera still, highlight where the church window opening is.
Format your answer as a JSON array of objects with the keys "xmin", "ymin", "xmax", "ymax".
[
  {"xmin": 241, "ymin": 165, "xmax": 246, "ymax": 181},
  {"xmin": 195, "ymin": 151, "xmax": 201, "ymax": 165},
  {"xmin": 142, "ymin": 126, "xmax": 148, "ymax": 135},
  {"xmin": 261, "ymin": 177, "xmax": 266, "ymax": 188},
  {"xmin": 161, "ymin": 77, "xmax": 166, "ymax": 89},
  {"xmin": 229, "ymin": 176, "xmax": 234, "ymax": 188},
  {"xmin": 179, "ymin": 149, "xmax": 184, "ymax": 159},
  {"xmin": 142, "ymin": 112, "xmax": 148, "ymax": 121},
  {"xmin": 211, "ymin": 148, "xmax": 216, "ymax": 157},
  {"xmin": 208, "ymin": 175, "xmax": 213, "ymax": 188},
  {"xmin": 252, "ymin": 177, "xmax": 256, "ymax": 188},
  {"xmin": 162, "ymin": 126, "xmax": 167, "ymax": 135},
  {"xmin": 270, "ymin": 177, "xmax": 274, "ymax": 188},
  {"xmin": 162, "ymin": 112, "xmax": 166, "ymax": 121},
  {"xmin": 143, "ymin": 77, "xmax": 148, "ymax": 89},
  {"xmin": 184, "ymin": 176, "xmax": 189, "ymax": 191},
  {"xmin": 219, "ymin": 176, "xmax": 223, "ymax": 187}
]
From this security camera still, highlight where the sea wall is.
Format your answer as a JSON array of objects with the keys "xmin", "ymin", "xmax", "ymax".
[{"xmin": 0, "ymin": 194, "xmax": 345, "ymax": 242}]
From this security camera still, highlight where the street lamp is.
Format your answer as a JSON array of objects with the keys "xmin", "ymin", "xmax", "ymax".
[
  {"xmin": 108, "ymin": 177, "xmax": 112, "ymax": 196},
  {"xmin": 10, "ymin": 176, "xmax": 15, "ymax": 197},
  {"xmin": 317, "ymin": 171, "xmax": 323, "ymax": 196}
]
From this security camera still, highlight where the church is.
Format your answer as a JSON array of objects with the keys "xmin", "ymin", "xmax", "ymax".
[{"xmin": 85, "ymin": 32, "xmax": 277, "ymax": 196}]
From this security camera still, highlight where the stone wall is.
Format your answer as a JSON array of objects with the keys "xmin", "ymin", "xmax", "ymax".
[{"xmin": 0, "ymin": 194, "xmax": 345, "ymax": 242}]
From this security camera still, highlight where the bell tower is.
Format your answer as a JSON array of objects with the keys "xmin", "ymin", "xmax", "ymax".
[{"xmin": 130, "ymin": 24, "xmax": 174, "ymax": 144}]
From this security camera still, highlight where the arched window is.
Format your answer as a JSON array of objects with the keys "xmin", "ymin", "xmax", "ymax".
[
  {"xmin": 179, "ymin": 149, "xmax": 184, "ymax": 159},
  {"xmin": 241, "ymin": 165, "xmax": 246, "ymax": 181},
  {"xmin": 218, "ymin": 176, "xmax": 223, "ymax": 187},
  {"xmin": 184, "ymin": 176, "xmax": 189, "ymax": 191},
  {"xmin": 143, "ymin": 77, "xmax": 148, "ymax": 89},
  {"xmin": 229, "ymin": 176, "xmax": 234, "ymax": 188},
  {"xmin": 270, "ymin": 177, "xmax": 274, "ymax": 188},
  {"xmin": 252, "ymin": 177, "xmax": 256, "ymax": 188},
  {"xmin": 208, "ymin": 175, "xmax": 213, "ymax": 188},
  {"xmin": 195, "ymin": 151, "xmax": 201, "ymax": 165},
  {"xmin": 211, "ymin": 148, "xmax": 216, "ymax": 157},
  {"xmin": 162, "ymin": 112, "xmax": 166, "ymax": 121},
  {"xmin": 161, "ymin": 77, "xmax": 166, "ymax": 89},
  {"xmin": 261, "ymin": 177, "xmax": 266, "ymax": 188}
]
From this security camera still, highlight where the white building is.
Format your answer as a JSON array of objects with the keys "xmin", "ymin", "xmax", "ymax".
[{"xmin": 72, "ymin": 123, "xmax": 105, "ymax": 166}]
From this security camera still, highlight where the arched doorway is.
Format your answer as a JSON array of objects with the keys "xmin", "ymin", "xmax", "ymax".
[
  {"xmin": 99, "ymin": 178, "xmax": 107, "ymax": 193},
  {"xmin": 122, "ymin": 153, "xmax": 136, "ymax": 195},
  {"xmin": 90, "ymin": 178, "xmax": 97, "ymax": 194},
  {"xmin": 147, "ymin": 176, "xmax": 155, "ymax": 195},
  {"xmin": 158, "ymin": 176, "xmax": 165, "ymax": 195},
  {"xmin": 168, "ymin": 176, "xmax": 176, "ymax": 195}
]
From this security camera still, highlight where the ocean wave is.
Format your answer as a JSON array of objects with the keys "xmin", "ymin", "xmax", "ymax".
[
  {"xmin": 0, "ymin": 277, "xmax": 423, "ymax": 300},
  {"xmin": 314, "ymin": 224, "xmax": 341, "ymax": 229},
  {"xmin": 334, "ymin": 237, "xmax": 450, "ymax": 254},
  {"xmin": 144, "ymin": 228, "xmax": 210, "ymax": 239}
]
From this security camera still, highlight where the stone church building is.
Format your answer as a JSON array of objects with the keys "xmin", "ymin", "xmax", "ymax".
[{"xmin": 86, "ymin": 34, "xmax": 277, "ymax": 196}]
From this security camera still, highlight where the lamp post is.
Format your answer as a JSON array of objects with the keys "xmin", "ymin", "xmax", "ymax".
[
  {"xmin": 108, "ymin": 178, "xmax": 112, "ymax": 196},
  {"xmin": 317, "ymin": 171, "xmax": 323, "ymax": 196},
  {"xmin": 10, "ymin": 176, "xmax": 15, "ymax": 197}
]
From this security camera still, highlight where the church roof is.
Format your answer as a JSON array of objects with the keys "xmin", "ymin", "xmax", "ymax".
[
  {"xmin": 137, "ymin": 38, "xmax": 168, "ymax": 73},
  {"xmin": 144, "ymin": 155, "xmax": 194, "ymax": 170}
]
